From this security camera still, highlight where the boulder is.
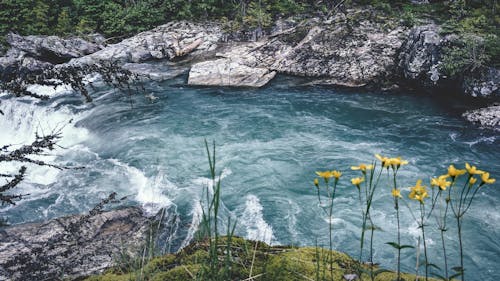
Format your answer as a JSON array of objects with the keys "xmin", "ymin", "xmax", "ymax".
[
  {"xmin": 463, "ymin": 105, "xmax": 500, "ymax": 130},
  {"xmin": 70, "ymin": 21, "xmax": 223, "ymax": 66},
  {"xmin": 188, "ymin": 58, "xmax": 276, "ymax": 87},
  {"xmin": 6, "ymin": 33, "xmax": 101, "ymax": 64},
  {"xmin": 462, "ymin": 67, "xmax": 500, "ymax": 97},
  {"xmin": 398, "ymin": 24, "xmax": 442, "ymax": 85},
  {"xmin": 0, "ymin": 207, "xmax": 151, "ymax": 280},
  {"xmin": 0, "ymin": 48, "xmax": 52, "ymax": 78}
]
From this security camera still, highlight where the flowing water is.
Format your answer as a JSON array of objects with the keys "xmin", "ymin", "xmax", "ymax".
[{"xmin": 1, "ymin": 75, "xmax": 499, "ymax": 280}]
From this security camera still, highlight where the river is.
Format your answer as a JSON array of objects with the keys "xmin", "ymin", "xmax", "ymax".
[{"xmin": 1, "ymin": 75, "xmax": 499, "ymax": 280}]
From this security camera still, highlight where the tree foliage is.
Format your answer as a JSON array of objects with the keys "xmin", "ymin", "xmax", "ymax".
[{"xmin": 0, "ymin": 0, "xmax": 497, "ymax": 43}]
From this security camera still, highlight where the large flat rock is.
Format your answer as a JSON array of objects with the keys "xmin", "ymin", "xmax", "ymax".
[{"xmin": 188, "ymin": 58, "xmax": 276, "ymax": 87}]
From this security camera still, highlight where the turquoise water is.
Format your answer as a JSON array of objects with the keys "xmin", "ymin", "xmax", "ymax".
[{"xmin": 1, "ymin": 76, "xmax": 499, "ymax": 280}]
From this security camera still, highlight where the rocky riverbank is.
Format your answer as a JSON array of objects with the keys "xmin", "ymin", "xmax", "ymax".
[{"xmin": 0, "ymin": 10, "xmax": 498, "ymax": 129}]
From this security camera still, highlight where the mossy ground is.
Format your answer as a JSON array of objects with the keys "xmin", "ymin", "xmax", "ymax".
[{"xmin": 86, "ymin": 236, "xmax": 441, "ymax": 281}]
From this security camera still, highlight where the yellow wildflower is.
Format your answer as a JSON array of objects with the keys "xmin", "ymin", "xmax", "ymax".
[
  {"xmin": 465, "ymin": 163, "xmax": 484, "ymax": 175},
  {"xmin": 375, "ymin": 154, "xmax": 391, "ymax": 168},
  {"xmin": 389, "ymin": 157, "xmax": 409, "ymax": 169},
  {"xmin": 447, "ymin": 165, "xmax": 466, "ymax": 178},
  {"xmin": 469, "ymin": 177, "xmax": 477, "ymax": 186},
  {"xmin": 351, "ymin": 164, "xmax": 374, "ymax": 172},
  {"xmin": 391, "ymin": 188, "xmax": 402, "ymax": 198},
  {"xmin": 332, "ymin": 170, "xmax": 342, "ymax": 180},
  {"xmin": 316, "ymin": 171, "xmax": 333, "ymax": 180},
  {"xmin": 409, "ymin": 179, "xmax": 428, "ymax": 203},
  {"xmin": 351, "ymin": 177, "xmax": 364, "ymax": 187},
  {"xmin": 430, "ymin": 175, "xmax": 451, "ymax": 191},
  {"xmin": 314, "ymin": 178, "xmax": 319, "ymax": 188},
  {"xmin": 480, "ymin": 172, "xmax": 496, "ymax": 185}
]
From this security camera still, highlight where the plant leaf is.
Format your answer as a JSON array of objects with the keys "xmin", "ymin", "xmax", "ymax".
[
  {"xmin": 452, "ymin": 266, "xmax": 464, "ymax": 272},
  {"xmin": 399, "ymin": 245, "xmax": 415, "ymax": 250},
  {"xmin": 385, "ymin": 242, "xmax": 414, "ymax": 250},
  {"xmin": 427, "ymin": 263, "xmax": 441, "ymax": 270},
  {"xmin": 385, "ymin": 242, "xmax": 401, "ymax": 249}
]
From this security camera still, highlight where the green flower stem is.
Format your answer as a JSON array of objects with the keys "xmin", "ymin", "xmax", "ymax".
[{"xmin": 420, "ymin": 203, "xmax": 429, "ymax": 281}]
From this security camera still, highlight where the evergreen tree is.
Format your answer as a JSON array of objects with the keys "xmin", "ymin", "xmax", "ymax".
[{"xmin": 56, "ymin": 8, "xmax": 73, "ymax": 36}]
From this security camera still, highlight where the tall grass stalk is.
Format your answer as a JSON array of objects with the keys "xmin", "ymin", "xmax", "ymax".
[{"xmin": 197, "ymin": 139, "xmax": 237, "ymax": 281}]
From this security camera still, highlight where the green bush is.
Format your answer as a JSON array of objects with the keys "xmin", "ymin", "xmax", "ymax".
[{"xmin": 441, "ymin": 34, "xmax": 495, "ymax": 77}]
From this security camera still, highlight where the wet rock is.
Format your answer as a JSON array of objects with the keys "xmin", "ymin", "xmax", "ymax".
[
  {"xmin": 462, "ymin": 67, "xmax": 500, "ymax": 98},
  {"xmin": 0, "ymin": 207, "xmax": 151, "ymax": 281},
  {"xmin": 462, "ymin": 105, "xmax": 500, "ymax": 130}
]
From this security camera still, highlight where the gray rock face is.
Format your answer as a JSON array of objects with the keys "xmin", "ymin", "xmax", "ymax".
[
  {"xmin": 462, "ymin": 67, "xmax": 500, "ymax": 97},
  {"xmin": 255, "ymin": 20, "xmax": 407, "ymax": 87},
  {"xmin": 71, "ymin": 21, "xmax": 223, "ymax": 66},
  {"xmin": 398, "ymin": 24, "xmax": 442, "ymax": 85},
  {"xmin": 0, "ymin": 49, "xmax": 52, "ymax": 77},
  {"xmin": 188, "ymin": 14, "xmax": 407, "ymax": 88},
  {"xmin": 6, "ymin": 33, "xmax": 102, "ymax": 63},
  {"xmin": 188, "ymin": 58, "xmax": 276, "ymax": 87},
  {"xmin": 0, "ymin": 207, "xmax": 151, "ymax": 281},
  {"xmin": 463, "ymin": 105, "xmax": 500, "ymax": 130}
]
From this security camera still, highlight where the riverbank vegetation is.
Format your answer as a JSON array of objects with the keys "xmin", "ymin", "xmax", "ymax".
[{"xmin": 0, "ymin": 1, "xmax": 497, "ymax": 40}]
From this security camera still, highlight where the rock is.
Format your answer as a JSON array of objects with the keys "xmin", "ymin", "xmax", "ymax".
[
  {"xmin": 122, "ymin": 62, "xmax": 189, "ymax": 81},
  {"xmin": 398, "ymin": 24, "xmax": 442, "ymax": 85},
  {"xmin": 463, "ymin": 105, "xmax": 500, "ymax": 130},
  {"xmin": 6, "ymin": 33, "xmax": 101, "ymax": 64},
  {"xmin": 462, "ymin": 67, "xmax": 500, "ymax": 97},
  {"xmin": 70, "ymin": 21, "xmax": 223, "ymax": 66},
  {"xmin": 0, "ymin": 207, "xmax": 151, "ymax": 280},
  {"xmin": 188, "ymin": 58, "xmax": 276, "ymax": 87},
  {"xmin": 0, "ymin": 48, "xmax": 52, "ymax": 78},
  {"xmin": 188, "ymin": 13, "xmax": 407, "ymax": 88},
  {"xmin": 253, "ymin": 17, "xmax": 407, "ymax": 88}
]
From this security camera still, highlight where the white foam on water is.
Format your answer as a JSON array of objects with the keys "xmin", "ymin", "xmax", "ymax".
[
  {"xmin": 240, "ymin": 194, "xmax": 275, "ymax": 245},
  {"xmin": 464, "ymin": 136, "xmax": 497, "ymax": 147},
  {"xmin": 0, "ymin": 95, "xmax": 90, "ymax": 187},
  {"xmin": 180, "ymin": 167, "xmax": 234, "ymax": 248},
  {"xmin": 191, "ymin": 167, "xmax": 232, "ymax": 190},
  {"xmin": 26, "ymin": 84, "xmax": 73, "ymax": 98},
  {"xmin": 180, "ymin": 200, "xmax": 203, "ymax": 249},
  {"xmin": 109, "ymin": 159, "xmax": 172, "ymax": 215}
]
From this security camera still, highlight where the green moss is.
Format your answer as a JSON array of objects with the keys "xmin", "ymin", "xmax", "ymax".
[
  {"xmin": 143, "ymin": 254, "xmax": 176, "ymax": 272},
  {"xmin": 150, "ymin": 265, "xmax": 200, "ymax": 281},
  {"xmin": 84, "ymin": 273, "xmax": 131, "ymax": 281},
  {"xmin": 86, "ymin": 237, "xmax": 447, "ymax": 281}
]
